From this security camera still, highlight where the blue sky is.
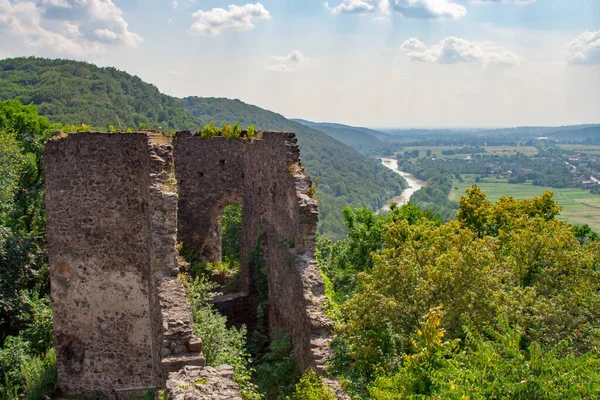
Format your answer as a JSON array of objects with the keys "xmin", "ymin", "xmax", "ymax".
[{"xmin": 0, "ymin": 0, "xmax": 599, "ymax": 127}]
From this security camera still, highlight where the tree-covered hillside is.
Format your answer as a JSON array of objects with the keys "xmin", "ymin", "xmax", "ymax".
[
  {"xmin": 0, "ymin": 57, "xmax": 406, "ymax": 238},
  {"xmin": 291, "ymin": 119, "xmax": 386, "ymax": 152}
]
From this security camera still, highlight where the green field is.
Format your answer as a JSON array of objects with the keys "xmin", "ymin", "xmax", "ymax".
[
  {"xmin": 450, "ymin": 176, "xmax": 600, "ymax": 233},
  {"xmin": 398, "ymin": 145, "xmax": 538, "ymax": 159}
]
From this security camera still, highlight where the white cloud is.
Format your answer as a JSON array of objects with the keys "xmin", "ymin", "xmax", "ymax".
[
  {"xmin": 61, "ymin": 21, "xmax": 82, "ymax": 38},
  {"xmin": 326, "ymin": 0, "xmax": 466, "ymax": 19},
  {"xmin": 567, "ymin": 31, "xmax": 600, "ymax": 65},
  {"xmin": 0, "ymin": 0, "xmax": 142, "ymax": 56},
  {"xmin": 38, "ymin": 0, "xmax": 71, "ymax": 7},
  {"xmin": 94, "ymin": 28, "xmax": 118, "ymax": 41},
  {"xmin": 266, "ymin": 64, "xmax": 293, "ymax": 73},
  {"xmin": 271, "ymin": 50, "xmax": 308, "ymax": 63},
  {"xmin": 400, "ymin": 38, "xmax": 427, "ymax": 51},
  {"xmin": 390, "ymin": 0, "xmax": 466, "ymax": 19},
  {"xmin": 190, "ymin": 2, "xmax": 271, "ymax": 36},
  {"xmin": 401, "ymin": 36, "xmax": 523, "ymax": 66},
  {"xmin": 325, "ymin": 0, "xmax": 377, "ymax": 14},
  {"xmin": 0, "ymin": 48, "xmax": 11, "ymax": 59},
  {"xmin": 172, "ymin": 0, "xmax": 178, "ymax": 8}
]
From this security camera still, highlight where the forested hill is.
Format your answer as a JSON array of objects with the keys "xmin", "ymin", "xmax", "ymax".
[
  {"xmin": 291, "ymin": 119, "xmax": 387, "ymax": 152},
  {"xmin": 0, "ymin": 57, "xmax": 406, "ymax": 238}
]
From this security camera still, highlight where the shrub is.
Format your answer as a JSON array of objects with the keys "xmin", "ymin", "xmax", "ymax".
[
  {"xmin": 293, "ymin": 369, "xmax": 335, "ymax": 400},
  {"xmin": 247, "ymin": 124, "xmax": 255, "ymax": 138},
  {"xmin": 253, "ymin": 332, "xmax": 300, "ymax": 399},
  {"xmin": 182, "ymin": 275, "xmax": 261, "ymax": 400},
  {"xmin": 200, "ymin": 122, "xmax": 219, "ymax": 138},
  {"xmin": 222, "ymin": 124, "xmax": 236, "ymax": 140}
]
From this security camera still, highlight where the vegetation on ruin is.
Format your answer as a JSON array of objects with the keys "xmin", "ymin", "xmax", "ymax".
[
  {"xmin": 180, "ymin": 220, "xmax": 330, "ymax": 400},
  {"xmin": 195, "ymin": 122, "xmax": 256, "ymax": 140},
  {"xmin": 180, "ymin": 275, "xmax": 261, "ymax": 400}
]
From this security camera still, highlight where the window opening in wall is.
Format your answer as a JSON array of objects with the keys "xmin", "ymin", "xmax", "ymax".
[
  {"xmin": 179, "ymin": 203, "xmax": 243, "ymax": 292},
  {"xmin": 214, "ymin": 203, "xmax": 243, "ymax": 293}
]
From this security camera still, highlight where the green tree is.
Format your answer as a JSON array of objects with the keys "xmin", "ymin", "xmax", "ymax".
[{"xmin": 331, "ymin": 190, "xmax": 600, "ymax": 396}]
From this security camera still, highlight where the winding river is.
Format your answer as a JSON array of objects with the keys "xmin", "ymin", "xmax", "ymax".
[{"xmin": 379, "ymin": 157, "xmax": 426, "ymax": 210}]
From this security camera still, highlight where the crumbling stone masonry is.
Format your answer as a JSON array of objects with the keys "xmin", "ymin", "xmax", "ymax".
[{"xmin": 45, "ymin": 131, "xmax": 336, "ymax": 398}]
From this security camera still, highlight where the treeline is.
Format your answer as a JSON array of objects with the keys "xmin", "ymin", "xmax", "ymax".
[
  {"xmin": 395, "ymin": 157, "xmax": 458, "ymax": 220},
  {"xmin": 399, "ymin": 152, "xmax": 575, "ymax": 189},
  {"xmin": 318, "ymin": 190, "xmax": 600, "ymax": 398},
  {"xmin": 441, "ymin": 146, "xmax": 486, "ymax": 155},
  {"xmin": 0, "ymin": 57, "xmax": 406, "ymax": 240},
  {"xmin": 408, "ymin": 175, "xmax": 458, "ymax": 221},
  {"xmin": 0, "ymin": 101, "xmax": 57, "ymax": 398}
]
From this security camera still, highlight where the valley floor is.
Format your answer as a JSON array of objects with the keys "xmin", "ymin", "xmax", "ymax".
[{"xmin": 450, "ymin": 175, "xmax": 600, "ymax": 233}]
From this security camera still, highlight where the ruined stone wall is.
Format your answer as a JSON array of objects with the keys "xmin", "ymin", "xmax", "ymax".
[
  {"xmin": 242, "ymin": 133, "xmax": 327, "ymax": 371},
  {"xmin": 46, "ymin": 133, "xmax": 204, "ymax": 398},
  {"xmin": 175, "ymin": 132, "xmax": 328, "ymax": 372},
  {"xmin": 46, "ymin": 131, "xmax": 336, "ymax": 397},
  {"xmin": 146, "ymin": 133, "xmax": 205, "ymax": 376},
  {"xmin": 45, "ymin": 133, "xmax": 160, "ymax": 395},
  {"xmin": 174, "ymin": 135, "xmax": 245, "ymax": 263}
]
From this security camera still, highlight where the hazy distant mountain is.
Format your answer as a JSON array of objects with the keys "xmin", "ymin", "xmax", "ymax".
[
  {"xmin": 292, "ymin": 119, "xmax": 388, "ymax": 152},
  {"xmin": 546, "ymin": 125, "xmax": 600, "ymax": 141},
  {"xmin": 382, "ymin": 125, "xmax": 600, "ymax": 139}
]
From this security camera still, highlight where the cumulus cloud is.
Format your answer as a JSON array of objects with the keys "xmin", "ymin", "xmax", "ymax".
[
  {"xmin": 190, "ymin": 2, "xmax": 271, "ymax": 36},
  {"xmin": 326, "ymin": 0, "xmax": 466, "ymax": 19},
  {"xmin": 400, "ymin": 37, "xmax": 427, "ymax": 51},
  {"xmin": 401, "ymin": 36, "xmax": 523, "ymax": 66},
  {"xmin": 390, "ymin": 0, "xmax": 466, "ymax": 19},
  {"xmin": 265, "ymin": 64, "xmax": 293, "ymax": 73},
  {"xmin": 94, "ymin": 28, "xmax": 118, "ymax": 41},
  {"xmin": 324, "ymin": 0, "xmax": 377, "ymax": 14},
  {"xmin": 0, "ymin": 0, "xmax": 142, "ymax": 56},
  {"xmin": 267, "ymin": 50, "xmax": 308, "ymax": 72},
  {"xmin": 567, "ymin": 31, "xmax": 600, "ymax": 65}
]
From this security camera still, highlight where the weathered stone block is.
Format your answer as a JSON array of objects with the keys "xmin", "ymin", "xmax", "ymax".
[{"xmin": 188, "ymin": 338, "xmax": 203, "ymax": 353}]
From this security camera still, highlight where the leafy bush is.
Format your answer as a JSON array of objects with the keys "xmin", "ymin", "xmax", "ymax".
[
  {"xmin": 253, "ymin": 332, "xmax": 300, "ymax": 399},
  {"xmin": 200, "ymin": 122, "xmax": 219, "ymax": 138},
  {"xmin": 370, "ymin": 311, "xmax": 600, "ymax": 399},
  {"xmin": 0, "ymin": 290, "xmax": 55, "ymax": 396},
  {"xmin": 247, "ymin": 124, "xmax": 255, "ymax": 138},
  {"xmin": 327, "ymin": 190, "xmax": 600, "ymax": 396},
  {"xmin": 182, "ymin": 275, "xmax": 261, "ymax": 400},
  {"xmin": 19, "ymin": 348, "xmax": 57, "ymax": 400},
  {"xmin": 292, "ymin": 369, "xmax": 335, "ymax": 400}
]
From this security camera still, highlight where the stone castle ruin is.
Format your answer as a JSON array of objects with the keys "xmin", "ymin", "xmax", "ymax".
[{"xmin": 44, "ymin": 131, "xmax": 337, "ymax": 398}]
